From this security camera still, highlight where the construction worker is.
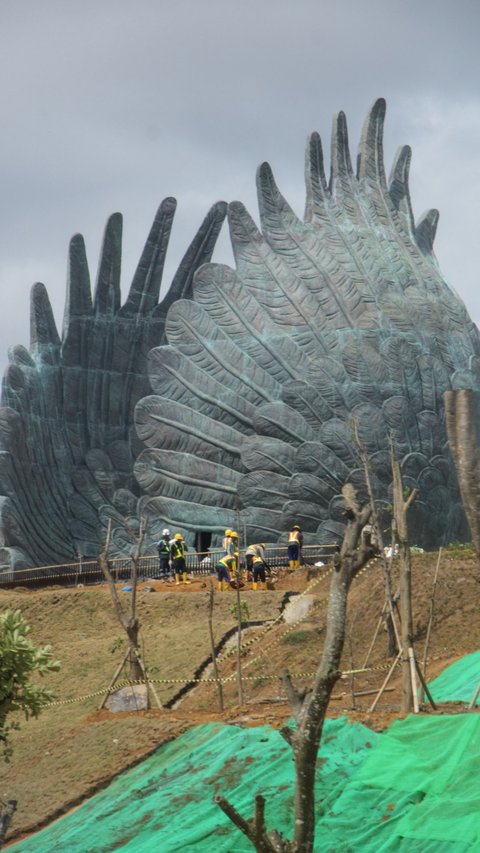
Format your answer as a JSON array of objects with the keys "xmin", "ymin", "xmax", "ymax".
[
  {"xmin": 215, "ymin": 553, "xmax": 236, "ymax": 591},
  {"xmin": 223, "ymin": 529, "xmax": 238, "ymax": 557},
  {"xmin": 222, "ymin": 528, "xmax": 233, "ymax": 553},
  {"xmin": 287, "ymin": 524, "xmax": 303, "ymax": 570},
  {"xmin": 170, "ymin": 533, "xmax": 190, "ymax": 585},
  {"xmin": 245, "ymin": 543, "xmax": 266, "ymax": 586},
  {"xmin": 250, "ymin": 544, "xmax": 269, "ymax": 590},
  {"xmin": 156, "ymin": 528, "xmax": 171, "ymax": 579}
]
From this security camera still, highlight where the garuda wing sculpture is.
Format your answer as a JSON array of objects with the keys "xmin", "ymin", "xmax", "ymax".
[
  {"xmin": 135, "ymin": 99, "xmax": 479, "ymax": 549},
  {"xmin": 0, "ymin": 200, "xmax": 226, "ymax": 568}
]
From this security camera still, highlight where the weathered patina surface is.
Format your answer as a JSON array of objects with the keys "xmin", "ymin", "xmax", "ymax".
[
  {"xmin": 0, "ymin": 201, "xmax": 226, "ymax": 567},
  {"xmin": 134, "ymin": 99, "xmax": 478, "ymax": 549},
  {"xmin": 1, "ymin": 99, "xmax": 478, "ymax": 569}
]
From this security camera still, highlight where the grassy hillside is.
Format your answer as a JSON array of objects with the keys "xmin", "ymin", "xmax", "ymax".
[{"xmin": 1, "ymin": 548, "xmax": 478, "ymax": 843}]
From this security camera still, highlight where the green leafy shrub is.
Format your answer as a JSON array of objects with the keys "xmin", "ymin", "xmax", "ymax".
[{"xmin": 0, "ymin": 610, "xmax": 60, "ymax": 761}]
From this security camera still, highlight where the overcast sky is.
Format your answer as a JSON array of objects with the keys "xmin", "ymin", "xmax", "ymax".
[{"xmin": 1, "ymin": 0, "xmax": 479, "ymax": 375}]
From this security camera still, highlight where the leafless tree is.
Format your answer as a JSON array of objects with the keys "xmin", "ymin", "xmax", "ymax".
[
  {"xmin": 215, "ymin": 484, "xmax": 376, "ymax": 853},
  {"xmin": 98, "ymin": 518, "xmax": 146, "ymax": 681},
  {"xmin": 390, "ymin": 442, "xmax": 418, "ymax": 713},
  {"xmin": 352, "ymin": 419, "xmax": 400, "ymax": 656}
]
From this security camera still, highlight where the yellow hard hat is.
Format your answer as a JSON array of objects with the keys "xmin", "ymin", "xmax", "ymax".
[
  {"xmin": 260, "ymin": 543, "xmax": 266, "ymax": 549},
  {"xmin": 292, "ymin": 524, "xmax": 301, "ymax": 530},
  {"xmin": 230, "ymin": 531, "xmax": 238, "ymax": 538},
  {"xmin": 174, "ymin": 532, "xmax": 183, "ymax": 540},
  {"xmin": 224, "ymin": 528, "xmax": 233, "ymax": 536}
]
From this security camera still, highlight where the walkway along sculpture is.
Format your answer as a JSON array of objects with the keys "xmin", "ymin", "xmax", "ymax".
[{"xmin": 0, "ymin": 99, "xmax": 478, "ymax": 570}]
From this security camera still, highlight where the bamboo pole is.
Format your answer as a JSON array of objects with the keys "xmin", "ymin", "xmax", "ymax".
[
  {"xmin": 135, "ymin": 652, "xmax": 163, "ymax": 709},
  {"xmin": 98, "ymin": 648, "xmax": 131, "ymax": 710},
  {"xmin": 208, "ymin": 580, "xmax": 224, "ymax": 711},
  {"xmin": 468, "ymin": 683, "xmax": 480, "ymax": 710},
  {"xmin": 362, "ymin": 604, "xmax": 386, "ymax": 669},
  {"xmin": 422, "ymin": 547, "xmax": 443, "ymax": 678},
  {"xmin": 408, "ymin": 647, "xmax": 419, "ymax": 713},
  {"xmin": 368, "ymin": 649, "xmax": 402, "ymax": 713},
  {"xmin": 413, "ymin": 655, "xmax": 437, "ymax": 710},
  {"xmin": 235, "ymin": 506, "xmax": 244, "ymax": 707}
]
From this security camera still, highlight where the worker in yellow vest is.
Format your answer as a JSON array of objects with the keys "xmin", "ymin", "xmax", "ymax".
[
  {"xmin": 215, "ymin": 553, "xmax": 236, "ymax": 591},
  {"xmin": 245, "ymin": 543, "xmax": 268, "ymax": 589},
  {"xmin": 251, "ymin": 545, "xmax": 268, "ymax": 590},
  {"xmin": 287, "ymin": 524, "xmax": 303, "ymax": 570},
  {"xmin": 222, "ymin": 528, "xmax": 233, "ymax": 553},
  {"xmin": 170, "ymin": 533, "xmax": 190, "ymax": 585}
]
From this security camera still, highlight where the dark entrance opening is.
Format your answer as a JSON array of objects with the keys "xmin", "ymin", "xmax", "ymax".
[{"xmin": 195, "ymin": 530, "xmax": 212, "ymax": 560}]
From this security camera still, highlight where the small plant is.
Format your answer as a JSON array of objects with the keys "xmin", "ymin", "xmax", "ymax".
[
  {"xmin": 229, "ymin": 600, "xmax": 250, "ymax": 624},
  {"xmin": 109, "ymin": 637, "xmax": 125, "ymax": 655}
]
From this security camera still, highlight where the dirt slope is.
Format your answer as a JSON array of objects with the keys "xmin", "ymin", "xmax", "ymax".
[{"xmin": 1, "ymin": 546, "xmax": 479, "ymax": 844}]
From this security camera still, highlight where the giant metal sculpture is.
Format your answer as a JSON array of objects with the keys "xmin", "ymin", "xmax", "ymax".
[
  {"xmin": 0, "ymin": 200, "xmax": 226, "ymax": 566},
  {"xmin": 0, "ymin": 99, "xmax": 478, "ymax": 569}
]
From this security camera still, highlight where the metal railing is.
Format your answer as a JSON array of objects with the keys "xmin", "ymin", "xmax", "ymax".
[{"xmin": 0, "ymin": 544, "xmax": 338, "ymax": 590}]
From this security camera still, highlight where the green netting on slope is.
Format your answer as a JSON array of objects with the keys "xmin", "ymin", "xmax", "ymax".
[
  {"xmin": 427, "ymin": 650, "xmax": 480, "ymax": 704},
  {"xmin": 8, "ymin": 718, "xmax": 376, "ymax": 853},
  {"xmin": 331, "ymin": 714, "xmax": 480, "ymax": 851},
  {"xmin": 9, "ymin": 715, "xmax": 479, "ymax": 852}
]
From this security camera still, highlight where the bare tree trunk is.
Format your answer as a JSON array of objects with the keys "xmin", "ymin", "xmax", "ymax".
[
  {"xmin": 98, "ymin": 518, "xmax": 146, "ymax": 683},
  {"xmin": 390, "ymin": 444, "xmax": 418, "ymax": 714},
  {"xmin": 444, "ymin": 389, "xmax": 480, "ymax": 557},
  {"xmin": 215, "ymin": 484, "xmax": 376, "ymax": 853},
  {"xmin": 353, "ymin": 421, "xmax": 400, "ymax": 656}
]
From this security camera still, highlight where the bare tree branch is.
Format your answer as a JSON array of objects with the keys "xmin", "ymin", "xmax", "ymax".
[{"xmin": 217, "ymin": 483, "xmax": 376, "ymax": 852}]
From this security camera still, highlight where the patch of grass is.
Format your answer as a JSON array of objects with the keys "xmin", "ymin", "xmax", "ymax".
[
  {"xmin": 281, "ymin": 630, "xmax": 313, "ymax": 645},
  {"xmin": 443, "ymin": 542, "xmax": 475, "ymax": 558}
]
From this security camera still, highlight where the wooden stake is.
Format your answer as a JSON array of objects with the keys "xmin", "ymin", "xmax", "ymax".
[
  {"xmin": 208, "ymin": 579, "xmax": 224, "ymax": 712},
  {"xmin": 98, "ymin": 648, "xmax": 131, "ymax": 710},
  {"xmin": 413, "ymin": 654, "xmax": 437, "ymax": 710},
  {"xmin": 135, "ymin": 651, "xmax": 163, "ymax": 709},
  {"xmin": 235, "ymin": 506, "xmax": 244, "ymax": 708},
  {"xmin": 422, "ymin": 547, "xmax": 442, "ymax": 678},
  {"xmin": 362, "ymin": 605, "xmax": 386, "ymax": 669},
  {"xmin": 368, "ymin": 649, "xmax": 402, "ymax": 713},
  {"xmin": 408, "ymin": 647, "xmax": 419, "ymax": 713},
  {"xmin": 468, "ymin": 682, "xmax": 480, "ymax": 710}
]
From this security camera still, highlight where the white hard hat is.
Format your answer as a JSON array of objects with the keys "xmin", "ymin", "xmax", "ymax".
[{"xmin": 162, "ymin": 528, "xmax": 170, "ymax": 536}]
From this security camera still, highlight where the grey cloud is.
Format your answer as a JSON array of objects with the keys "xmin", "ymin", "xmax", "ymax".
[{"xmin": 0, "ymin": 0, "xmax": 479, "ymax": 372}]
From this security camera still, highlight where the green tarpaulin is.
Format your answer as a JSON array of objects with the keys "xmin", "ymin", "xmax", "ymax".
[
  {"xmin": 428, "ymin": 650, "xmax": 480, "ymax": 704},
  {"xmin": 9, "ymin": 654, "xmax": 480, "ymax": 851}
]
